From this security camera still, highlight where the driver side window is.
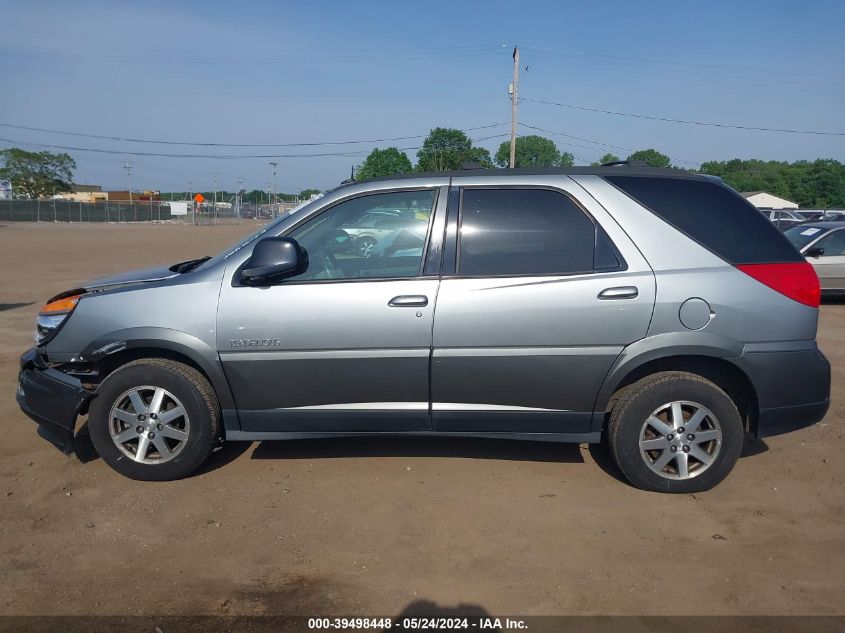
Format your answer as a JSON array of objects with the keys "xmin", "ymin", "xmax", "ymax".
[{"xmin": 286, "ymin": 189, "xmax": 436, "ymax": 281}]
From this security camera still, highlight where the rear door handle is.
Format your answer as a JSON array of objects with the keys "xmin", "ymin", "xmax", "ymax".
[
  {"xmin": 388, "ymin": 295, "xmax": 428, "ymax": 307},
  {"xmin": 598, "ymin": 286, "xmax": 638, "ymax": 300}
]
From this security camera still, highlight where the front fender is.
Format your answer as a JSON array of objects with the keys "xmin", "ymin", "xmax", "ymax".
[{"xmin": 71, "ymin": 327, "xmax": 236, "ymax": 411}]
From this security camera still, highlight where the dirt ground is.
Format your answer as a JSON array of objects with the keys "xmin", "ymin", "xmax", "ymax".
[{"xmin": 0, "ymin": 222, "xmax": 843, "ymax": 617}]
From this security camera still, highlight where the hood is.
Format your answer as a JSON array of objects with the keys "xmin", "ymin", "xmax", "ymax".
[{"xmin": 84, "ymin": 264, "xmax": 179, "ymax": 290}]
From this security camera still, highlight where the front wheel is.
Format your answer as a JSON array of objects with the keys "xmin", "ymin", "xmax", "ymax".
[
  {"xmin": 607, "ymin": 372, "xmax": 744, "ymax": 493},
  {"xmin": 88, "ymin": 359, "xmax": 220, "ymax": 481}
]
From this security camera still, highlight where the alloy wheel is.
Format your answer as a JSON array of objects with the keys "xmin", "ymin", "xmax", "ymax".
[
  {"xmin": 638, "ymin": 400, "xmax": 723, "ymax": 480},
  {"xmin": 108, "ymin": 385, "xmax": 190, "ymax": 464}
]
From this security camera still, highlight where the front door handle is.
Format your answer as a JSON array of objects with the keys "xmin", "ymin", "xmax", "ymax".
[
  {"xmin": 388, "ymin": 295, "xmax": 428, "ymax": 307},
  {"xmin": 598, "ymin": 286, "xmax": 639, "ymax": 300}
]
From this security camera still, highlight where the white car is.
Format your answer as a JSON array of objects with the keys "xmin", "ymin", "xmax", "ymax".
[
  {"xmin": 785, "ymin": 222, "xmax": 845, "ymax": 295},
  {"xmin": 342, "ymin": 212, "xmax": 428, "ymax": 257}
]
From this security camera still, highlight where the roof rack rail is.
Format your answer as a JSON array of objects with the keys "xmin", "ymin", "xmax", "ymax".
[{"xmin": 600, "ymin": 159, "xmax": 650, "ymax": 167}]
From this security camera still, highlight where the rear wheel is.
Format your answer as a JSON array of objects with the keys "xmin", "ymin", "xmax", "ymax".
[
  {"xmin": 607, "ymin": 371, "xmax": 743, "ymax": 493},
  {"xmin": 88, "ymin": 359, "xmax": 219, "ymax": 481}
]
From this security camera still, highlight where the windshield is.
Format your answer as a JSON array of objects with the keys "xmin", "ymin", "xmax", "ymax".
[{"xmin": 784, "ymin": 225, "xmax": 827, "ymax": 251}]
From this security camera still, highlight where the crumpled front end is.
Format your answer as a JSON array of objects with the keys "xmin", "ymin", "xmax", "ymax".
[{"xmin": 16, "ymin": 348, "xmax": 92, "ymax": 453}]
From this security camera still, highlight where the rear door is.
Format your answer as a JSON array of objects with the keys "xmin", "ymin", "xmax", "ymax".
[{"xmin": 430, "ymin": 176, "xmax": 656, "ymax": 434}]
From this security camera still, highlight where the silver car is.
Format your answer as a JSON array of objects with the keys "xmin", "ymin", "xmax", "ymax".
[
  {"xmin": 341, "ymin": 210, "xmax": 429, "ymax": 258},
  {"xmin": 17, "ymin": 166, "xmax": 830, "ymax": 493},
  {"xmin": 785, "ymin": 221, "xmax": 845, "ymax": 295}
]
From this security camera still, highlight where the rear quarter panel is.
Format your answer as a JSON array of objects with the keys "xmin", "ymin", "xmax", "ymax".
[{"xmin": 573, "ymin": 175, "xmax": 819, "ymax": 343}]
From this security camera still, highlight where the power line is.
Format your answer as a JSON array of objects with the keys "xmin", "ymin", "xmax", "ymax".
[
  {"xmin": 518, "ymin": 122, "xmax": 700, "ymax": 167},
  {"xmin": 521, "ymin": 97, "xmax": 845, "ymax": 136},
  {"xmin": 0, "ymin": 133, "xmax": 510, "ymax": 160},
  {"xmin": 34, "ymin": 44, "xmax": 506, "ymax": 66},
  {"xmin": 0, "ymin": 137, "xmax": 370, "ymax": 159},
  {"xmin": 0, "ymin": 122, "xmax": 507, "ymax": 147},
  {"xmin": 518, "ymin": 122, "xmax": 632, "ymax": 152},
  {"xmin": 519, "ymin": 45, "xmax": 842, "ymax": 85}
]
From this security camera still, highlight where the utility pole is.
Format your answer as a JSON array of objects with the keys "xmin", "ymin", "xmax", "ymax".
[
  {"xmin": 269, "ymin": 162, "xmax": 278, "ymax": 219},
  {"xmin": 124, "ymin": 161, "xmax": 133, "ymax": 204},
  {"xmin": 188, "ymin": 180, "xmax": 194, "ymax": 225},
  {"xmin": 213, "ymin": 174, "xmax": 218, "ymax": 222},
  {"xmin": 508, "ymin": 45, "xmax": 520, "ymax": 169},
  {"xmin": 238, "ymin": 178, "xmax": 244, "ymax": 219}
]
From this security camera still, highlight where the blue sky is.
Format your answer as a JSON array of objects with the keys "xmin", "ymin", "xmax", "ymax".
[{"xmin": 1, "ymin": 0, "xmax": 843, "ymax": 194}]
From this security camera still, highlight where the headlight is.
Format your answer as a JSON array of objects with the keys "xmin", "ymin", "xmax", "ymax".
[{"xmin": 34, "ymin": 292, "xmax": 83, "ymax": 344}]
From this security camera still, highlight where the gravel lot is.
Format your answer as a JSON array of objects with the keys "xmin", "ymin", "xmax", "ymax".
[{"xmin": 0, "ymin": 222, "xmax": 843, "ymax": 616}]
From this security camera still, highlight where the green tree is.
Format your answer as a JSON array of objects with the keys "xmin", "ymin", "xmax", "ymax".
[
  {"xmin": 355, "ymin": 147, "xmax": 413, "ymax": 181},
  {"xmin": 0, "ymin": 148, "xmax": 76, "ymax": 199},
  {"xmin": 467, "ymin": 146, "xmax": 493, "ymax": 168},
  {"xmin": 592, "ymin": 153, "xmax": 621, "ymax": 166},
  {"xmin": 299, "ymin": 188, "xmax": 321, "ymax": 199},
  {"xmin": 559, "ymin": 152, "xmax": 574, "ymax": 167},
  {"xmin": 244, "ymin": 189, "xmax": 267, "ymax": 204},
  {"xmin": 494, "ymin": 135, "xmax": 560, "ymax": 167},
  {"xmin": 627, "ymin": 149, "xmax": 672, "ymax": 168},
  {"xmin": 416, "ymin": 128, "xmax": 475, "ymax": 171},
  {"xmin": 698, "ymin": 158, "xmax": 845, "ymax": 207}
]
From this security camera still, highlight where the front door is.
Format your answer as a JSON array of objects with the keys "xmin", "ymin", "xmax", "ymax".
[
  {"xmin": 431, "ymin": 179, "xmax": 656, "ymax": 434},
  {"xmin": 217, "ymin": 186, "xmax": 445, "ymax": 433}
]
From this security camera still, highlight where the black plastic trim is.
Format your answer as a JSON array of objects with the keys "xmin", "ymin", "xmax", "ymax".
[
  {"xmin": 441, "ymin": 186, "xmax": 460, "ymax": 276},
  {"xmin": 226, "ymin": 429, "xmax": 601, "ymax": 443},
  {"xmin": 757, "ymin": 400, "xmax": 829, "ymax": 438}
]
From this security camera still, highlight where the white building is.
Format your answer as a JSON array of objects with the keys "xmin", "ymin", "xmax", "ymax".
[{"xmin": 741, "ymin": 191, "xmax": 798, "ymax": 209}]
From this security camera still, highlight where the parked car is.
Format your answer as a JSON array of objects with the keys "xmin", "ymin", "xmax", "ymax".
[
  {"xmin": 17, "ymin": 166, "xmax": 830, "ymax": 493},
  {"xmin": 796, "ymin": 210, "xmax": 845, "ymax": 222},
  {"xmin": 785, "ymin": 221, "xmax": 845, "ymax": 295},
  {"xmin": 796, "ymin": 211, "xmax": 825, "ymax": 221},
  {"xmin": 765, "ymin": 209, "xmax": 806, "ymax": 231},
  {"xmin": 340, "ymin": 211, "xmax": 427, "ymax": 257}
]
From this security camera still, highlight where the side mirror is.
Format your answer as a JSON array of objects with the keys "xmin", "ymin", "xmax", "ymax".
[
  {"xmin": 242, "ymin": 237, "xmax": 307, "ymax": 284},
  {"xmin": 805, "ymin": 246, "xmax": 825, "ymax": 258}
]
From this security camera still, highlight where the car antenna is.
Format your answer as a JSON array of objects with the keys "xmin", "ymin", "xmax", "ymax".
[{"xmin": 341, "ymin": 165, "xmax": 356, "ymax": 185}]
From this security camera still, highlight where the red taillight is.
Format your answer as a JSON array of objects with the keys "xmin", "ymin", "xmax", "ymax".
[{"xmin": 736, "ymin": 262, "xmax": 820, "ymax": 308}]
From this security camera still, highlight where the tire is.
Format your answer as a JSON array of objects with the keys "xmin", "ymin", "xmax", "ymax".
[
  {"xmin": 607, "ymin": 371, "xmax": 743, "ymax": 493},
  {"xmin": 88, "ymin": 359, "xmax": 220, "ymax": 481}
]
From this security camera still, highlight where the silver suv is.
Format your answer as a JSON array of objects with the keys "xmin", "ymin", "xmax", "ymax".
[{"xmin": 16, "ymin": 167, "xmax": 831, "ymax": 492}]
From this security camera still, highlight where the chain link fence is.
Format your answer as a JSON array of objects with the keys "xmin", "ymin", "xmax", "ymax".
[{"xmin": 0, "ymin": 199, "xmax": 270, "ymax": 224}]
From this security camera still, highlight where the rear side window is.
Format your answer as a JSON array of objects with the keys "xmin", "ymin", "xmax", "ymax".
[
  {"xmin": 458, "ymin": 188, "xmax": 596, "ymax": 276},
  {"xmin": 606, "ymin": 176, "xmax": 803, "ymax": 264}
]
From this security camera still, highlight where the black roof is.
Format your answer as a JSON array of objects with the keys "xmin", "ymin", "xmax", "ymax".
[{"xmin": 354, "ymin": 165, "xmax": 714, "ymax": 185}]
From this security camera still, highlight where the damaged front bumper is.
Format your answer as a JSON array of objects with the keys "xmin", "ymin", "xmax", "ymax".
[{"xmin": 16, "ymin": 347, "xmax": 92, "ymax": 453}]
